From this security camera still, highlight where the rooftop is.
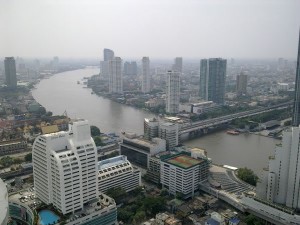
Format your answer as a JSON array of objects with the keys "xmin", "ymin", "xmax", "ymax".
[
  {"xmin": 98, "ymin": 155, "xmax": 128, "ymax": 170},
  {"xmin": 165, "ymin": 155, "xmax": 202, "ymax": 169}
]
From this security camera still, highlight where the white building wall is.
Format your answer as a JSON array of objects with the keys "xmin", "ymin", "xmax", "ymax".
[
  {"xmin": 109, "ymin": 57, "xmax": 123, "ymax": 93},
  {"xmin": 166, "ymin": 71, "xmax": 180, "ymax": 114},
  {"xmin": 142, "ymin": 57, "xmax": 151, "ymax": 93}
]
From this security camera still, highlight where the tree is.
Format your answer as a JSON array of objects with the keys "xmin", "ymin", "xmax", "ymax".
[
  {"xmin": 90, "ymin": 125, "xmax": 101, "ymax": 136},
  {"xmin": 25, "ymin": 153, "xmax": 32, "ymax": 162},
  {"xmin": 0, "ymin": 156, "xmax": 14, "ymax": 167},
  {"xmin": 132, "ymin": 210, "xmax": 146, "ymax": 225},
  {"xmin": 93, "ymin": 136, "xmax": 104, "ymax": 146},
  {"xmin": 237, "ymin": 167, "xmax": 258, "ymax": 186},
  {"xmin": 106, "ymin": 187, "xmax": 127, "ymax": 204}
]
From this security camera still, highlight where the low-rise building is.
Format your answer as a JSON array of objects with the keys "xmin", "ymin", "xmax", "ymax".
[
  {"xmin": 0, "ymin": 139, "xmax": 27, "ymax": 156},
  {"xmin": 98, "ymin": 155, "xmax": 141, "ymax": 193}
]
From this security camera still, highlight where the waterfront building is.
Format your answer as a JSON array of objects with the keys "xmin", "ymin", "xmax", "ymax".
[
  {"xmin": 4, "ymin": 57, "xmax": 17, "ymax": 87},
  {"xmin": 109, "ymin": 57, "xmax": 123, "ymax": 93},
  {"xmin": 100, "ymin": 48, "xmax": 115, "ymax": 80},
  {"xmin": 199, "ymin": 58, "xmax": 227, "ymax": 105},
  {"xmin": 98, "ymin": 155, "xmax": 141, "ymax": 193},
  {"xmin": 142, "ymin": 57, "xmax": 151, "ymax": 93},
  {"xmin": 124, "ymin": 61, "xmax": 137, "ymax": 76},
  {"xmin": 0, "ymin": 178, "xmax": 8, "ymax": 225},
  {"xmin": 236, "ymin": 72, "xmax": 248, "ymax": 96},
  {"xmin": 144, "ymin": 117, "xmax": 159, "ymax": 141},
  {"xmin": 160, "ymin": 153, "xmax": 209, "ymax": 198},
  {"xmin": 172, "ymin": 57, "xmax": 183, "ymax": 74},
  {"xmin": 159, "ymin": 122, "xmax": 179, "ymax": 151},
  {"xmin": 120, "ymin": 133, "xmax": 166, "ymax": 168},
  {"xmin": 32, "ymin": 119, "xmax": 98, "ymax": 215},
  {"xmin": 292, "ymin": 31, "xmax": 300, "ymax": 126},
  {"xmin": 166, "ymin": 71, "xmax": 180, "ymax": 114}
]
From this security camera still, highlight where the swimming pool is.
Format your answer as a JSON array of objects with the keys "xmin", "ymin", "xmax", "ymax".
[{"xmin": 38, "ymin": 210, "xmax": 60, "ymax": 225}]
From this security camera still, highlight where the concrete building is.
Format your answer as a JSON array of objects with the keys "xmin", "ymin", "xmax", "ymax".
[
  {"xmin": 173, "ymin": 57, "xmax": 183, "ymax": 74},
  {"xmin": 120, "ymin": 133, "xmax": 166, "ymax": 168},
  {"xmin": 100, "ymin": 48, "xmax": 114, "ymax": 80},
  {"xmin": 159, "ymin": 122, "xmax": 179, "ymax": 151},
  {"xmin": 32, "ymin": 119, "xmax": 98, "ymax": 215},
  {"xmin": 142, "ymin": 57, "xmax": 151, "ymax": 93},
  {"xmin": 104, "ymin": 48, "xmax": 114, "ymax": 61},
  {"xmin": 144, "ymin": 117, "xmax": 159, "ymax": 141},
  {"xmin": 236, "ymin": 73, "xmax": 248, "ymax": 96},
  {"xmin": 109, "ymin": 57, "xmax": 123, "ymax": 93},
  {"xmin": 160, "ymin": 153, "xmax": 209, "ymax": 198},
  {"xmin": 124, "ymin": 61, "xmax": 137, "ymax": 76},
  {"xmin": 98, "ymin": 155, "xmax": 141, "ymax": 193},
  {"xmin": 4, "ymin": 57, "xmax": 17, "ymax": 87},
  {"xmin": 0, "ymin": 139, "xmax": 27, "ymax": 156},
  {"xmin": 292, "ymin": 31, "xmax": 300, "ymax": 126},
  {"xmin": 200, "ymin": 58, "xmax": 227, "ymax": 105},
  {"xmin": 0, "ymin": 179, "xmax": 8, "ymax": 225},
  {"xmin": 166, "ymin": 71, "xmax": 180, "ymax": 114},
  {"xmin": 257, "ymin": 126, "xmax": 300, "ymax": 209}
]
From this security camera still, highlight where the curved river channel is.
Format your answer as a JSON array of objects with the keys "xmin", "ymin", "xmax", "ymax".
[{"xmin": 32, "ymin": 67, "xmax": 280, "ymax": 174}]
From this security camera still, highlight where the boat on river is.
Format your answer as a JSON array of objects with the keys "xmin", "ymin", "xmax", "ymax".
[{"xmin": 226, "ymin": 130, "xmax": 240, "ymax": 135}]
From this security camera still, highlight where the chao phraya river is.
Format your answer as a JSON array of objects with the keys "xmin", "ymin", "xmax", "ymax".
[{"xmin": 32, "ymin": 68, "xmax": 280, "ymax": 174}]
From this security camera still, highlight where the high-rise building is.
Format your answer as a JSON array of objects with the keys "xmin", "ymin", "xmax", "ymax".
[
  {"xmin": 159, "ymin": 122, "xmax": 178, "ymax": 151},
  {"xmin": 124, "ymin": 61, "xmax": 137, "ymax": 76},
  {"xmin": 104, "ymin": 48, "xmax": 114, "ymax": 61},
  {"xmin": 166, "ymin": 71, "xmax": 180, "ymax": 114},
  {"xmin": 292, "ymin": 31, "xmax": 300, "ymax": 127},
  {"xmin": 100, "ymin": 49, "xmax": 115, "ymax": 80},
  {"xmin": 109, "ymin": 57, "xmax": 123, "ymax": 93},
  {"xmin": 199, "ymin": 58, "xmax": 227, "ymax": 105},
  {"xmin": 172, "ymin": 57, "xmax": 183, "ymax": 74},
  {"xmin": 144, "ymin": 118, "xmax": 159, "ymax": 141},
  {"xmin": 32, "ymin": 119, "xmax": 98, "ymax": 215},
  {"xmin": 4, "ymin": 57, "xmax": 17, "ymax": 88},
  {"xmin": 236, "ymin": 72, "xmax": 248, "ymax": 96},
  {"xmin": 0, "ymin": 178, "xmax": 8, "ymax": 225},
  {"xmin": 142, "ymin": 57, "xmax": 151, "ymax": 93}
]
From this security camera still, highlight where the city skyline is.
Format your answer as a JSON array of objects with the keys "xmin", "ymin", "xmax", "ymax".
[{"xmin": 1, "ymin": 0, "xmax": 299, "ymax": 59}]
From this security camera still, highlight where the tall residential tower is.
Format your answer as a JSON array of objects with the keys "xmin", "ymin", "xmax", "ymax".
[
  {"xmin": 292, "ymin": 31, "xmax": 300, "ymax": 126},
  {"xmin": 142, "ymin": 57, "xmax": 151, "ymax": 93},
  {"xmin": 109, "ymin": 57, "xmax": 123, "ymax": 93},
  {"xmin": 166, "ymin": 71, "xmax": 180, "ymax": 114},
  {"xmin": 4, "ymin": 57, "xmax": 17, "ymax": 88}
]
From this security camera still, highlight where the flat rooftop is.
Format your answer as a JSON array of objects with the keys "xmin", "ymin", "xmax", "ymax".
[
  {"xmin": 98, "ymin": 155, "xmax": 128, "ymax": 170},
  {"xmin": 166, "ymin": 155, "xmax": 202, "ymax": 169}
]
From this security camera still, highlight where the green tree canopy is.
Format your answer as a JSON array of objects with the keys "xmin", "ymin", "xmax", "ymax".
[
  {"xmin": 237, "ymin": 167, "xmax": 258, "ymax": 186},
  {"xmin": 25, "ymin": 153, "xmax": 32, "ymax": 162},
  {"xmin": 90, "ymin": 125, "xmax": 101, "ymax": 136}
]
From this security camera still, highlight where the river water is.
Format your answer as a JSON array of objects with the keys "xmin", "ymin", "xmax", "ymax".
[{"xmin": 32, "ymin": 68, "xmax": 280, "ymax": 174}]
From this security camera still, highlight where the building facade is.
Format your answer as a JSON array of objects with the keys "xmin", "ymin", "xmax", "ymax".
[
  {"xmin": 166, "ymin": 71, "xmax": 180, "ymax": 114},
  {"xmin": 292, "ymin": 31, "xmax": 300, "ymax": 127},
  {"xmin": 100, "ymin": 48, "xmax": 115, "ymax": 80},
  {"xmin": 4, "ymin": 57, "xmax": 17, "ymax": 87},
  {"xmin": 124, "ymin": 61, "xmax": 137, "ymax": 76},
  {"xmin": 0, "ymin": 139, "xmax": 27, "ymax": 156},
  {"xmin": 236, "ymin": 73, "xmax": 248, "ymax": 96},
  {"xmin": 98, "ymin": 155, "xmax": 141, "ymax": 193},
  {"xmin": 142, "ymin": 57, "xmax": 151, "ymax": 93},
  {"xmin": 109, "ymin": 57, "xmax": 123, "ymax": 93},
  {"xmin": 173, "ymin": 57, "xmax": 183, "ymax": 74},
  {"xmin": 200, "ymin": 58, "xmax": 227, "ymax": 105},
  {"xmin": 159, "ymin": 122, "xmax": 178, "ymax": 151},
  {"xmin": 0, "ymin": 178, "xmax": 8, "ymax": 225},
  {"xmin": 32, "ymin": 119, "xmax": 98, "ymax": 215},
  {"xmin": 144, "ymin": 118, "xmax": 159, "ymax": 141}
]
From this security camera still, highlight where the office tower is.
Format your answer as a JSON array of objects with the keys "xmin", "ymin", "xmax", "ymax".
[
  {"xmin": 142, "ymin": 57, "xmax": 151, "ymax": 93},
  {"xmin": 124, "ymin": 61, "xmax": 137, "ymax": 76},
  {"xmin": 0, "ymin": 178, "xmax": 8, "ymax": 225},
  {"xmin": 144, "ymin": 118, "xmax": 159, "ymax": 141},
  {"xmin": 236, "ymin": 72, "xmax": 248, "ymax": 96},
  {"xmin": 100, "ymin": 49, "xmax": 115, "ymax": 80},
  {"xmin": 32, "ymin": 120, "xmax": 98, "ymax": 215},
  {"xmin": 159, "ymin": 122, "xmax": 178, "ymax": 151},
  {"xmin": 109, "ymin": 57, "xmax": 123, "ymax": 93},
  {"xmin": 292, "ymin": 31, "xmax": 300, "ymax": 126},
  {"xmin": 166, "ymin": 71, "xmax": 180, "ymax": 114},
  {"xmin": 172, "ymin": 57, "xmax": 183, "ymax": 74},
  {"xmin": 104, "ymin": 48, "xmax": 114, "ymax": 61},
  {"xmin": 4, "ymin": 57, "xmax": 17, "ymax": 88},
  {"xmin": 199, "ymin": 58, "xmax": 227, "ymax": 105},
  {"xmin": 98, "ymin": 155, "xmax": 141, "ymax": 193}
]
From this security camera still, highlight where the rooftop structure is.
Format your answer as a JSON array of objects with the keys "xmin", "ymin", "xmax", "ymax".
[{"xmin": 165, "ymin": 154, "xmax": 203, "ymax": 169}]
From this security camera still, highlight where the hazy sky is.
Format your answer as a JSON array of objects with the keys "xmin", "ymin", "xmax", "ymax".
[{"xmin": 1, "ymin": 0, "xmax": 299, "ymax": 59}]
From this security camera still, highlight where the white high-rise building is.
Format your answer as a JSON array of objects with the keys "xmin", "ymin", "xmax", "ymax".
[
  {"xmin": 159, "ymin": 122, "xmax": 178, "ymax": 151},
  {"xmin": 166, "ymin": 71, "xmax": 180, "ymax": 114},
  {"xmin": 257, "ymin": 126, "xmax": 300, "ymax": 209},
  {"xmin": 142, "ymin": 57, "xmax": 151, "ymax": 93},
  {"xmin": 32, "ymin": 119, "xmax": 98, "ymax": 215},
  {"xmin": 100, "ymin": 48, "xmax": 114, "ymax": 80},
  {"xmin": 109, "ymin": 57, "xmax": 123, "ymax": 94}
]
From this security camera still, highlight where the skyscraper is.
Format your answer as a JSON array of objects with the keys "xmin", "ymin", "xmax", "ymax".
[
  {"xmin": 32, "ymin": 120, "xmax": 98, "ymax": 215},
  {"xmin": 236, "ymin": 72, "xmax": 248, "ymax": 96},
  {"xmin": 103, "ymin": 48, "xmax": 114, "ymax": 61},
  {"xmin": 199, "ymin": 58, "xmax": 227, "ymax": 105},
  {"xmin": 100, "ymin": 48, "xmax": 114, "ymax": 80},
  {"xmin": 142, "ymin": 57, "xmax": 151, "ymax": 93},
  {"xmin": 109, "ymin": 57, "xmax": 123, "ymax": 93},
  {"xmin": 166, "ymin": 71, "xmax": 180, "ymax": 114},
  {"xmin": 4, "ymin": 57, "xmax": 17, "ymax": 88},
  {"xmin": 292, "ymin": 31, "xmax": 300, "ymax": 127},
  {"xmin": 124, "ymin": 61, "xmax": 137, "ymax": 76},
  {"xmin": 172, "ymin": 57, "xmax": 183, "ymax": 74}
]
